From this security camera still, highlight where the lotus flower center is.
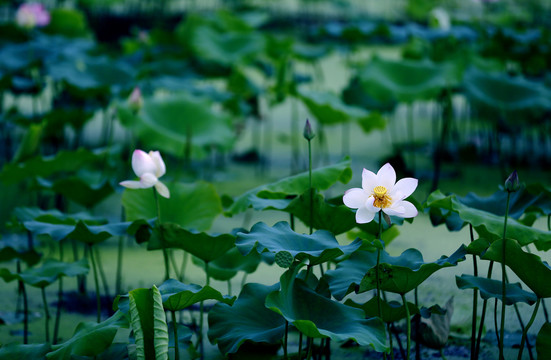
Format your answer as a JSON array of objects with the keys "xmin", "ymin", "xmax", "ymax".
[{"xmin": 373, "ymin": 186, "xmax": 392, "ymax": 208}]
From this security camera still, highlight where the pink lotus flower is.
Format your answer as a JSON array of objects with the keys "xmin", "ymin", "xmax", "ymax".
[
  {"xmin": 120, "ymin": 150, "xmax": 170, "ymax": 198},
  {"xmin": 128, "ymin": 87, "xmax": 143, "ymax": 112},
  {"xmin": 343, "ymin": 163, "xmax": 418, "ymax": 223},
  {"xmin": 16, "ymin": 2, "xmax": 50, "ymax": 29}
]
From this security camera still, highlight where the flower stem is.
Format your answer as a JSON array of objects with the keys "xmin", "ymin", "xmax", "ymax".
[
  {"xmin": 16, "ymin": 260, "xmax": 28, "ymax": 344},
  {"xmin": 308, "ymin": 137, "xmax": 313, "ymax": 235},
  {"xmin": 53, "ymin": 242, "xmax": 64, "ymax": 344},
  {"xmin": 469, "ymin": 224, "xmax": 479, "ymax": 360},
  {"xmin": 41, "ymin": 287, "xmax": 50, "ymax": 343},
  {"xmin": 376, "ymin": 211, "xmax": 383, "ymax": 319},
  {"xmin": 283, "ymin": 321, "xmax": 289, "ymax": 360},
  {"xmin": 88, "ymin": 244, "xmax": 102, "ymax": 323},
  {"xmin": 153, "ymin": 188, "xmax": 170, "ymax": 281},
  {"xmin": 499, "ymin": 192, "xmax": 511, "ymax": 360},
  {"xmin": 475, "ymin": 261, "xmax": 494, "ymax": 356},
  {"xmin": 172, "ymin": 310, "xmax": 179, "ymax": 360},
  {"xmin": 198, "ymin": 262, "xmax": 210, "ymax": 359},
  {"xmin": 401, "ymin": 293, "xmax": 411, "ymax": 360},
  {"xmin": 517, "ymin": 298, "xmax": 541, "ymax": 360}
]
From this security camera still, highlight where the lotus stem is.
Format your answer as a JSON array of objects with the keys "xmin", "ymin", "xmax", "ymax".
[
  {"xmin": 518, "ymin": 298, "xmax": 541, "ymax": 360},
  {"xmin": 179, "ymin": 252, "xmax": 189, "ymax": 282},
  {"xmin": 306, "ymin": 337, "xmax": 313, "ymax": 360},
  {"xmin": 387, "ymin": 322, "xmax": 394, "ymax": 360},
  {"xmin": 198, "ymin": 262, "xmax": 210, "ymax": 359},
  {"xmin": 41, "ymin": 287, "xmax": 50, "ymax": 342},
  {"xmin": 494, "ymin": 298, "xmax": 500, "ymax": 353},
  {"xmin": 499, "ymin": 191, "xmax": 511, "ymax": 360},
  {"xmin": 476, "ymin": 261, "xmax": 495, "ymax": 355},
  {"xmin": 53, "ymin": 241, "xmax": 65, "ymax": 344},
  {"xmin": 283, "ymin": 321, "xmax": 289, "ymax": 360},
  {"xmin": 16, "ymin": 260, "xmax": 28, "ymax": 344},
  {"xmin": 401, "ymin": 293, "xmax": 411, "ymax": 360},
  {"xmin": 469, "ymin": 224, "xmax": 479, "ymax": 360},
  {"xmin": 88, "ymin": 244, "xmax": 102, "ymax": 323},
  {"xmin": 94, "ymin": 246, "xmax": 110, "ymax": 299},
  {"xmin": 414, "ymin": 287, "xmax": 420, "ymax": 360},
  {"xmin": 153, "ymin": 188, "xmax": 170, "ymax": 281},
  {"xmin": 298, "ymin": 332, "xmax": 303, "ymax": 360},
  {"xmin": 376, "ymin": 211, "xmax": 383, "ymax": 319},
  {"xmin": 440, "ymin": 348, "xmax": 447, "ymax": 360},
  {"xmin": 308, "ymin": 132, "xmax": 313, "ymax": 236},
  {"xmin": 172, "ymin": 310, "xmax": 179, "ymax": 360},
  {"xmin": 116, "ymin": 207, "xmax": 125, "ymax": 295}
]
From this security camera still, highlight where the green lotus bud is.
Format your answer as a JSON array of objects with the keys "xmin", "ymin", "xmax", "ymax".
[
  {"xmin": 303, "ymin": 119, "xmax": 315, "ymax": 140},
  {"xmin": 505, "ymin": 170, "xmax": 519, "ymax": 192}
]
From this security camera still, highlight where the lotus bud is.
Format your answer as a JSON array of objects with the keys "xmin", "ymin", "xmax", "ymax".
[
  {"xmin": 128, "ymin": 87, "xmax": 143, "ymax": 113},
  {"xmin": 504, "ymin": 170, "xmax": 519, "ymax": 193},
  {"xmin": 303, "ymin": 119, "xmax": 315, "ymax": 141}
]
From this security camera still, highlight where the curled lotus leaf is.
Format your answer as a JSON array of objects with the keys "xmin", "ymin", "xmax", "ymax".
[{"xmin": 236, "ymin": 221, "xmax": 362, "ymax": 266}]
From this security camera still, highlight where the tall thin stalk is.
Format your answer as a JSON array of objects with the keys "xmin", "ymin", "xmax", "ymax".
[
  {"xmin": 16, "ymin": 260, "xmax": 28, "ymax": 344},
  {"xmin": 153, "ymin": 188, "xmax": 170, "ymax": 281},
  {"xmin": 41, "ymin": 287, "xmax": 51, "ymax": 342},
  {"xmin": 401, "ymin": 293, "xmax": 411, "ymax": 360},
  {"xmin": 53, "ymin": 241, "xmax": 64, "ymax": 344},
  {"xmin": 172, "ymin": 310, "xmax": 179, "ymax": 360},
  {"xmin": 198, "ymin": 262, "xmax": 210, "ymax": 359},
  {"xmin": 283, "ymin": 321, "xmax": 289, "ymax": 360},
  {"xmin": 499, "ymin": 182, "xmax": 513, "ymax": 359},
  {"xmin": 115, "ymin": 207, "xmax": 125, "ymax": 295},
  {"xmin": 469, "ymin": 224, "xmax": 479, "ymax": 360},
  {"xmin": 88, "ymin": 244, "xmax": 102, "ymax": 323},
  {"xmin": 517, "ymin": 299, "xmax": 541, "ymax": 360}
]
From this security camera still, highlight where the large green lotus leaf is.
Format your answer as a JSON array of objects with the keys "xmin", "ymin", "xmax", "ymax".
[
  {"xmin": 129, "ymin": 286, "xmax": 169, "ymax": 360},
  {"xmin": 122, "ymin": 181, "xmax": 222, "ymax": 231},
  {"xmin": 191, "ymin": 25, "xmax": 265, "ymax": 65},
  {"xmin": 0, "ymin": 148, "xmax": 103, "ymax": 184},
  {"xmin": 158, "ymin": 279, "xmax": 235, "ymax": 311},
  {"xmin": 481, "ymin": 239, "xmax": 551, "ymax": 298},
  {"xmin": 359, "ymin": 246, "xmax": 466, "ymax": 294},
  {"xmin": 118, "ymin": 94, "xmax": 235, "ymax": 156},
  {"xmin": 13, "ymin": 207, "xmax": 104, "ymax": 224},
  {"xmin": 0, "ymin": 342, "xmax": 51, "ymax": 359},
  {"xmin": 342, "ymin": 75, "xmax": 397, "ymax": 112},
  {"xmin": 456, "ymin": 275, "xmax": 537, "ymax": 305},
  {"xmin": 537, "ymin": 323, "xmax": 551, "ymax": 359},
  {"xmin": 47, "ymin": 55, "xmax": 133, "ymax": 91},
  {"xmin": 46, "ymin": 311, "xmax": 128, "ymax": 360},
  {"xmin": 297, "ymin": 89, "xmax": 385, "ymax": 132},
  {"xmin": 208, "ymin": 283, "xmax": 285, "ymax": 355},
  {"xmin": 24, "ymin": 220, "xmax": 132, "ymax": 244},
  {"xmin": 37, "ymin": 177, "xmax": 113, "ymax": 208},
  {"xmin": 425, "ymin": 191, "xmax": 551, "ymax": 250},
  {"xmin": 153, "ymin": 223, "xmax": 235, "ymax": 263},
  {"xmin": 192, "ymin": 247, "xmax": 262, "ymax": 281},
  {"xmin": 265, "ymin": 267, "xmax": 387, "ymax": 351},
  {"xmin": 0, "ymin": 247, "xmax": 41, "ymax": 266},
  {"xmin": 236, "ymin": 221, "xmax": 362, "ymax": 266},
  {"xmin": 345, "ymin": 297, "xmax": 418, "ymax": 323},
  {"xmin": 0, "ymin": 258, "xmax": 89, "ymax": 288},
  {"xmin": 226, "ymin": 157, "xmax": 352, "ymax": 215},
  {"xmin": 357, "ymin": 57, "xmax": 457, "ymax": 103},
  {"xmin": 463, "ymin": 67, "xmax": 551, "ymax": 121}
]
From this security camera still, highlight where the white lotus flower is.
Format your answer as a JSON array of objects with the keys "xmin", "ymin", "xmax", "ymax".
[
  {"xmin": 120, "ymin": 150, "xmax": 170, "ymax": 198},
  {"xmin": 343, "ymin": 163, "xmax": 418, "ymax": 224},
  {"xmin": 16, "ymin": 2, "xmax": 50, "ymax": 29}
]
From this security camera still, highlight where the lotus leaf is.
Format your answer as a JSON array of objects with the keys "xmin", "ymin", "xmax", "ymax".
[
  {"xmin": 0, "ymin": 258, "xmax": 89, "ymax": 288},
  {"xmin": 226, "ymin": 157, "xmax": 352, "ymax": 215},
  {"xmin": 208, "ymin": 283, "xmax": 285, "ymax": 355},
  {"xmin": 23, "ymin": 220, "xmax": 132, "ymax": 244},
  {"xmin": 481, "ymin": 239, "xmax": 551, "ymax": 298},
  {"xmin": 456, "ymin": 274, "xmax": 537, "ymax": 305},
  {"xmin": 236, "ymin": 221, "xmax": 362, "ymax": 266},
  {"xmin": 265, "ymin": 266, "xmax": 388, "ymax": 351},
  {"xmin": 345, "ymin": 297, "xmax": 419, "ymax": 323},
  {"xmin": 118, "ymin": 94, "xmax": 235, "ymax": 156},
  {"xmin": 537, "ymin": 322, "xmax": 551, "ymax": 359},
  {"xmin": 122, "ymin": 181, "xmax": 222, "ymax": 231},
  {"xmin": 426, "ymin": 190, "xmax": 551, "ymax": 250},
  {"xmin": 46, "ymin": 311, "xmax": 128, "ymax": 359},
  {"xmin": 0, "ymin": 343, "xmax": 51, "ymax": 359},
  {"xmin": 158, "ymin": 279, "xmax": 235, "ymax": 311},
  {"xmin": 154, "ymin": 224, "xmax": 235, "ymax": 263},
  {"xmin": 192, "ymin": 247, "xmax": 262, "ymax": 281},
  {"xmin": 129, "ymin": 286, "xmax": 169, "ymax": 360}
]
